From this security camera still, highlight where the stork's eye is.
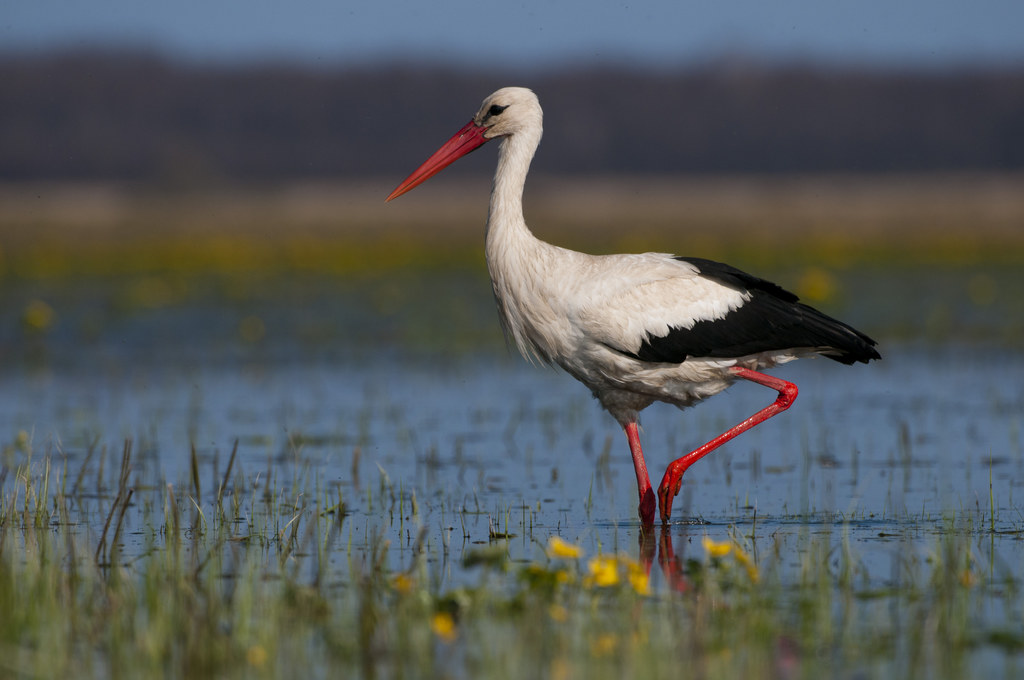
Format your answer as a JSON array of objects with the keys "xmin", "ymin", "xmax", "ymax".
[{"xmin": 487, "ymin": 104, "xmax": 509, "ymax": 117}]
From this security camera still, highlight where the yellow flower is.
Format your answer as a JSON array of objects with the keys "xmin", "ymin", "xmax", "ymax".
[
  {"xmin": 797, "ymin": 266, "xmax": 837, "ymax": 302},
  {"xmin": 392, "ymin": 573, "xmax": 415, "ymax": 594},
  {"xmin": 22, "ymin": 299, "xmax": 56, "ymax": 333},
  {"xmin": 431, "ymin": 612, "xmax": 457, "ymax": 643},
  {"xmin": 585, "ymin": 556, "xmax": 620, "ymax": 588},
  {"xmin": 702, "ymin": 536, "xmax": 733, "ymax": 558},
  {"xmin": 547, "ymin": 536, "xmax": 584, "ymax": 559},
  {"xmin": 549, "ymin": 604, "xmax": 569, "ymax": 623},
  {"xmin": 625, "ymin": 560, "xmax": 651, "ymax": 596},
  {"xmin": 732, "ymin": 545, "xmax": 760, "ymax": 583}
]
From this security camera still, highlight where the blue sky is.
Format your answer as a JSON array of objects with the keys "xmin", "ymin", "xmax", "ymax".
[{"xmin": 4, "ymin": 0, "xmax": 1023, "ymax": 68}]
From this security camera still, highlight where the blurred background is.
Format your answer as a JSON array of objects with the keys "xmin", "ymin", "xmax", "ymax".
[
  {"xmin": 2, "ymin": 0, "xmax": 1024, "ymax": 364},
  {"xmin": 4, "ymin": 0, "xmax": 1024, "ymax": 183}
]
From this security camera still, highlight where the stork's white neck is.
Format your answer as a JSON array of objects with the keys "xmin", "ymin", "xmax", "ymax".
[
  {"xmin": 485, "ymin": 126, "xmax": 542, "ymax": 252},
  {"xmin": 483, "ymin": 119, "xmax": 558, "ymax": 363}
]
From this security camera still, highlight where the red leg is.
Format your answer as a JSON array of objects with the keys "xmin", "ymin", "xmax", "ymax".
[
  {"xmin": 625, "ymin": 421, "xmax": 656, "ymax": 525},
  {"xmin": 657, "ymin": 367, "xmax": 798, "ymax": 523}
]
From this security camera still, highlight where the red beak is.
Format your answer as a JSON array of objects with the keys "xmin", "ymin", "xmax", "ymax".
[{"xmin": 386, "ymin": 120, "xmax": 491, "ymax": 201}]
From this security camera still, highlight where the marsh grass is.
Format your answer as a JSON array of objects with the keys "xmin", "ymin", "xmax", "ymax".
[{"xmin": 2, "ymin": 436, "xmax": 1023, "ymax": 680}]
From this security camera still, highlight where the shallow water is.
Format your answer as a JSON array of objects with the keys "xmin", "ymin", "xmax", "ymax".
[
  {"xmin": 3, "ymin": 266, "xmax": 1023, "ymax": 598},
  {"xmin": 2, "ymin": 348, "xmax": 1024, "ymax": 593}
]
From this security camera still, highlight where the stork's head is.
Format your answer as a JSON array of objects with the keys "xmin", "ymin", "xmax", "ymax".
[
  {"xmin": 472, "ymin": 87, "xmax": 541, "ymax": 139},
  {"xmin": 386, "ymin": 87, "xmax": 541, "ymax": 201}
]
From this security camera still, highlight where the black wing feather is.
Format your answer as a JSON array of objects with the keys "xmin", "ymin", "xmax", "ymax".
[{"xmin": 628, "ymin": 257, "xmax": 881, "ymax": 365}]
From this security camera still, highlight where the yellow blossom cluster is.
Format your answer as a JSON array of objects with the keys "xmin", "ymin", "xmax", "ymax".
[
  {"xmin": 545, "ymin": 536, "xmax": 650, "ymax": 595},
  {"xmin": 586, "ymin": 555, "xmax": 651, "ymax": 595},
  {"xmin": 702, "ymin": 536, "xmax": 759, "ymax": 582},
  {"xmin": 547, "ymin": 536, "xmax": 584, "ymax": 559}
]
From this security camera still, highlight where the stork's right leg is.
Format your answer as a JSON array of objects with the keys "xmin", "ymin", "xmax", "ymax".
[
  {"xmin": 657, "ymin": 367, "xmax": 799, "ymax": 523},
  {"xmin": 625, "ymin": 422, "xmax": 656, "ymax": 525}
]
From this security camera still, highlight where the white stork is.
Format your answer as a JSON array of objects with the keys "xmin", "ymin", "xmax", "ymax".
[{"xmin": 387, "ymin": 87, "xmax": 880, "ymax": 524}]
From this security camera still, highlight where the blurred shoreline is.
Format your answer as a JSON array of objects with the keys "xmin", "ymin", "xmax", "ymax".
[{"xmin": 2, "ymin": 173, "xmax": 1023, "ymax": 278}]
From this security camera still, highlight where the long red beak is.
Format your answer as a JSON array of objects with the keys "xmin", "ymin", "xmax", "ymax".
[{"xmin": 386, "ymin": 120, "xmax": 490, "ymax": 201}]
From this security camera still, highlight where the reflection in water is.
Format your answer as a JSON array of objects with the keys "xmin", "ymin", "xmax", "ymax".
[{"xmin": 639, "ymin": 525, "xmax": 689, "ymax": 593}]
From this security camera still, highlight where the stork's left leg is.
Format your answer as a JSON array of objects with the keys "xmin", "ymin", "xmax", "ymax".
[
  {"xmin": 625, "ymin": 421, "xmax": 657, "ymax": 525},
  {"xmin": 657, "ymin": 367, "xmax": 798, "ymax": 523}
]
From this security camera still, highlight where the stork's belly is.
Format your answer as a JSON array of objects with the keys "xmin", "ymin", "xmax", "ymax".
[
  {"xmin": 558, "ymin": 351, "xmax": 734, "ymax": 415},
  {"xmin": 557, "ymin": 347, "xmax": 803, "ymax": 424},
  {"xmin": 617, "ymin": 363, "xmax": 737, "ymax": 408}
]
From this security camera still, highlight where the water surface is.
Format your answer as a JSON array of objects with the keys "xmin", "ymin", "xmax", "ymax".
[{"xmin": 2, "ymin": 268, "xmax": 1023, "ymax": 594}]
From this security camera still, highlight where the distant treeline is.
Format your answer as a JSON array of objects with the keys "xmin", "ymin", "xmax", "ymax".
[{"xmin": 2, "ymin": 50, "xmax": 1023, "ymax": 183}]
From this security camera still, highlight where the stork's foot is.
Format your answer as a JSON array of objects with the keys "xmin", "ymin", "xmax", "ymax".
[
  {"xmin": 657, "ymin": 462, "xmax": 686, "ymax": 523},
  {"xmin": 639, "ymin": 487, "xmax": 656, "ymax": 526}
]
